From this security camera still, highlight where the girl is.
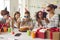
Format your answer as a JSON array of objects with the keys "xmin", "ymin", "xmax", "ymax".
[
  {"xmin": 45, "ymin": 4, "xmax": 59, "ymax": 28},
  {"xmin": 12, "ymin": 12, "xmax": 20, "ymax": 29},
  {"xmin": 34, "ymin": 11, "xmax": 46, "ymax": 28}
]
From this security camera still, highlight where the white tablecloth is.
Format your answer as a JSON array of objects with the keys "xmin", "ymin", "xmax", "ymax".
[{"xmin": 0, "ymin": 28, "xmax": 50, "ymax": 40}]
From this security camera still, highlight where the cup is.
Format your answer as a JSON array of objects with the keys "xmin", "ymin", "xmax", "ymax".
[
  {"xmin": 8, "ymin": 28, "xmax": 11, "ymax": 33},
  {"xmin": 3, "ymin": 27, "xmax": 7, "ymax": 32},
  {"xmin": 31, "ymin": 31, "xmax": 36, "ymax": 38},
  {"xmin": 27, "ymin": 30, "xmax": 31, "ymax": 36}
]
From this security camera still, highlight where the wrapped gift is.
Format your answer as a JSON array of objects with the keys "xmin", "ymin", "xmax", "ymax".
[
  {"xmin": 46, "ymin": 28, "xmax": 60, "ymax": 40},
  {"xmin": 0, "ymin": 24, "xmax": 3, "ymax": 29},
  {"xmin": 46, "ymin": 30, "xmax": 50, "ymax": 39},
  {"xmin": 0, "ymin": 29, "xmax": 1, "ymax": 33},
  {"xmin": 50, "ymin": 28, "xmax": 59, "ymax": 39},
  {"xmin": 53, "ymin": 32, "xmax": 60, "ymax": 40},
  {"xmin": 36, "ymin": 29, "xmax": 47, "ymax": 39},
  {"xmin": 2, "ymin": 24, "xmax": 8, "ymax": 28},
  {"xmin": 59, "ymin": 27, "xmax": 60, "ymax": 31}
]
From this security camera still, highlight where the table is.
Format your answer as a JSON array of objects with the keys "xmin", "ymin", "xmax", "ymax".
[{"xmin": 0, "ymin": 28, "xmax": 50, "ymax": 40}]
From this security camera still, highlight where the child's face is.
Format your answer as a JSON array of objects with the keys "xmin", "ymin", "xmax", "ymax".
[
  {"xmin": 38, "ymin": 12, "xmax": 43, "ymax": 18},
  {"xmin": 24, "ymin": 14, "xmax": 30, "ymax": 21},
  {"xmin": 4, "ymin": 15, "xmax": 9, "ymax": 19},
  {"xmin": 15, "ymin": 14, "xmax": 20, "ymax": 19}
]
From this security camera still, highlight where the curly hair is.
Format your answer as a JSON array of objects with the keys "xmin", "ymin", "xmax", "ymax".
[{"xmin": 36, "ymin": 11, "xmax": 43, "ymax": 21}]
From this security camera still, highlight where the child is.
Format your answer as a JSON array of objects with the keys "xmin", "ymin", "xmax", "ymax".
[
  {"xmin": 45, "ymin": 4, "xmax": 59, "ymax": 28},
  {"xmin": 12, "ymin": 11, "xmax": 20, "ymax": 29},
  {"xmin": 20, "ymin": 11, "xmax": 33, "ymax": 30},
  {"xmin": 1, "ymin": 10, "xmax": 10, "ymax": 28},
  {"xmin": 34, "ymin": 11, "xmax": 46, "ymax": 28}
]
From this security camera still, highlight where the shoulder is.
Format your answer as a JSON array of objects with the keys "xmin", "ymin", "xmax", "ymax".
[
  {"xmin": 54, "ymin": 14, "xmax": 59, "ymax": 18},
  {"xmin": 54, "ymin": 14, "xmax": 58, "ymax": 17}
]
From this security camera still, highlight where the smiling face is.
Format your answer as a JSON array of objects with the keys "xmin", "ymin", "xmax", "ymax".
[
  {"xmin": 4, "ymin": 15, "xmax": 9, "ymax": 19},
  {"xmin": 24, "ymin": 13, "xmax": 30, "ymax": 21},
  {"xmin": 38, "ymin": 12, "xmax": 43, "ymax": 18},
  {"xmin": 15, "ymin": 13, "xmax": 20, "ymax": 19}
]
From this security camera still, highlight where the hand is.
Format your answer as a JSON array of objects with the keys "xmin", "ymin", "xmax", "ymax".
[
  {"xmin": 6, "ymin": 19, "xmax": 10, "ymax": 24},
  {"xmin": 17, "ymin": 18, "xmax": 20, "ymax": 22},
  {"xmin": 46, "ymin": 28, "xmax": 50, "ymax": 30},
  {"xmin": 44, "ymin": 18, "xmax": 50, "ymax": 23}
]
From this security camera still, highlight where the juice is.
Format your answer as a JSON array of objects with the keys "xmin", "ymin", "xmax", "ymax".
[
  {"xmin": 27, "ymin": 30, "xmax": 31, "ymax": 36},
  {"xmin": 31, "ymin": 31, "xmax": 36, "ymax": 38},
  {"xmin": 3, "ymin": 27, "xmax": 7, "ymax": 32},
  {"xmin": 8, "ymin": 28, "xmax": 11, "ymax": 33}
]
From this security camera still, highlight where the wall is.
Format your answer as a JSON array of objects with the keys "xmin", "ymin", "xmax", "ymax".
[
  {"xmin": 10, "ymin": 0, "xmax": 25, "ymax": 18},
  {"xmin": 25, "ymin": 0, "xmax": 60, "ymax": 18},
  {"xmin": 10, "ymin": 0, "xmax": 18, "ymax": 17}
]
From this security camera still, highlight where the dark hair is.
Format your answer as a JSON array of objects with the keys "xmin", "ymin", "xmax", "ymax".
[
  {"xmin": 25, "ymin": 11, "xmax": 30, "ymax": 17},
  {"xmin": 47, "ymin": 4, "xmax": 57, "ymax": 9},
  {"xmin": 1, "ymin": 10, "xmax": 9, "ymax": 16},
  {"xmin": 14, "ymin": 11, "xmax": 20, "ymax": 21},
  {"xmin": 36, "ymin": 11, "xmax": 43, "ymax": 21}
]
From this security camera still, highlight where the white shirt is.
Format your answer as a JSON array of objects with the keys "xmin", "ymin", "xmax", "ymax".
[
  {"xmin": 46, "ymin": 14, "xmax": 59, "ymax": 28},
  {"xmin": 34, "ymin": 20, "xmax": 46, "ymax": 28},
  {"xmin": 14, "ymin": 18, "xmax": 20, "ymax": 28}
]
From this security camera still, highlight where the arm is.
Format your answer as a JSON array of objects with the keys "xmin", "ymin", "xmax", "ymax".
[
  {"xmin": 44, "ymin": 18, "xmax": 50, "ymax": 24},
  {"xmin": 17, "ymin": 19, "xmax": 20, "ymax": 29},
  {"xmin": 6, "ymin": 19, "xmax": 10, "ymax": 28},
  {"xmin": 11, "ymin": 18, "xmax": 14, "ymax": 28}
]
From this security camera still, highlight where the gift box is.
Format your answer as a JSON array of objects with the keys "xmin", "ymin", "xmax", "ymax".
[
  {"xmin": 53, "ymin": 32, "xmax": 60, "ymax": 40},
  {"xmin": 46, "ymin": 30, "xmax": 50, "ymax": 39},
  {"xmin": 46, "ymin": 28, "xmax": 60, "ymax": 40},
  {"xmin": 59, "ymin": 28, "xmax": 60, "ymax": 32},
  {"xmin": 2, "ymin": 24, "xmax": 8, "ymax": 28},
  {"xmin": 50, "ymin": 28, "xmax": 59, "ymax": 39},
  {"xmin": 36, "ymin": 29, "xmax": 47, "ymax": 39},
  {"xmin": 0, "ymin": 24, "xmax": 3, "ymax": 29}
]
